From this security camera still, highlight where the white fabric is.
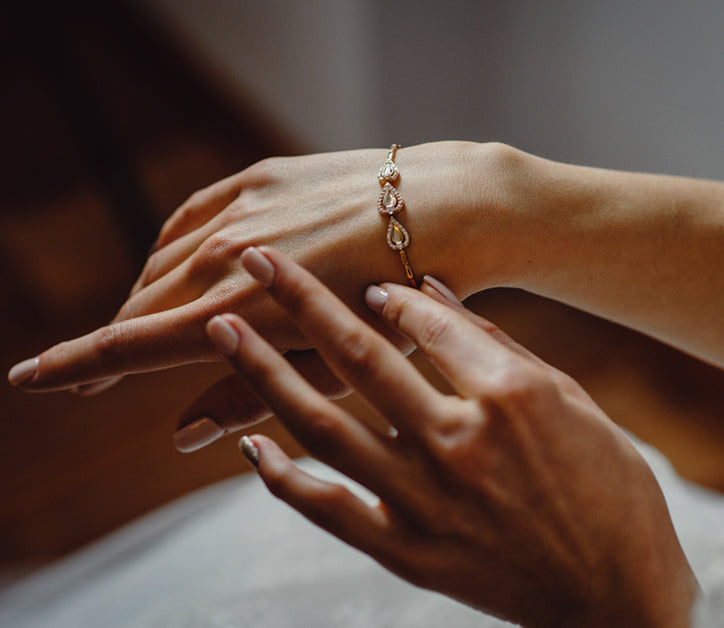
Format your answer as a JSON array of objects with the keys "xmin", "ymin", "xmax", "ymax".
[
  {"xmin": 1, "ymin": 436, "xmax": 723, "ymax": 628},
  {"xmin": 692, "ymin": 529, "xmax": 724, "ymax": 628}
]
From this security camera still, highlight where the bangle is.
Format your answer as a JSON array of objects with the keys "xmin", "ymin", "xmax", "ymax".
[{"xmin": 377, "ymin": 144, "xmax": 417, "ymax": 288}]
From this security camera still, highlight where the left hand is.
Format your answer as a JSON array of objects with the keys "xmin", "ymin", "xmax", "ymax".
[{"xmin": 207, "ymin": 246, "xmax": 698, "ymax": 627}]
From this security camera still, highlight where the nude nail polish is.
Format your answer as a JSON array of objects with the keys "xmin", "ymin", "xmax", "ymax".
[
  {"xmin": 207, "ymin": 316, "xmax": 240, "ymax": 356},
  {"xmin": 365, "ymin": 285, "xmax": 389, "ymax": 313},
  {"xmin": 173, "ymin": 417, "xmax": 225, "ymax": 453},
  {"xmin": 8, "ymin": 357, "xmax": 39, "ymax": 386},
  {"xmin": 241, "ymin": 247, "xmax": 275, "ymax": 287},
  {"xmin": 421, "ymin": 275, "xmax": 464, "ymax": 307}
]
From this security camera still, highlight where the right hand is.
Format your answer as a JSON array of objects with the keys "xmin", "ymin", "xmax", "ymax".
[{"xmin": 213, "ymin": 246, "xmax": 700, "ymax": 627}]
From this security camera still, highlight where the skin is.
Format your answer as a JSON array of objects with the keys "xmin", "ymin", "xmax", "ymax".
[
  {"xmin": 208, "ymin": 246, "xmax": 698, "ymax": 627},
  {"xmin": 7, "ymin": 143, "xmax": 720, "ymax": 621},
  {"xmin": 8, "ymin": 141, "xmax": 724, "ymax": 440}
]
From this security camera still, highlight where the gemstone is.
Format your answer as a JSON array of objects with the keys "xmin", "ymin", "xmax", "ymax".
[
  {"xmin": 378, "ymin": 183, "xmax": 404, "ymax": 215},
  {"xmin": 383, "ymin": 187, "xmax": 395, "ymax": 208},
  {"xmin": 386, "ymin": 217, "xmax": 409, "ymax": 250},
  {"xmin": 391, "ymin": 224, "xmax": 405, "ymax": 244},
  {"xmin": 378, "ymin": 159, "xmax": 400, "ymax": 183}
]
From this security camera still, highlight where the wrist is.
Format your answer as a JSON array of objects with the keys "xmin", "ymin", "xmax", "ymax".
[{"xmin": 400, "ymin": 141, "xmax": 542, "ymax": 299}]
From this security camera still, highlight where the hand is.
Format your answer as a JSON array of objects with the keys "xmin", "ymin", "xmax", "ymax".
[
  {"xmin": 9, "ymin": 142, "xmax": 534, "ymax": 448},
  {"xmin": 210, "ymin": 246, "xmax": 698, "ymax": 627}
]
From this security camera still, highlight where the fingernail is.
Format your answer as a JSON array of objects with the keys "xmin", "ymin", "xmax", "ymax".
[
  {"xmin": 421, "ymin": 275, "xmax": 463, "ymax": 307},
  {"xmin": 241, "ymin": 247, "xmax": 275, "ymax": 287},
  {"xmin": 239, "ymin": 435, "xmax": 260, "ymax": 468},
  {"xmin": 207, "ymin": 315, "xmax": 240, "ymax": 356},
  {"xmin": 174, "ymin": 417, "xmax": 225, "ymax": 453},
  {"xmin": 71, "ymin": 376, "xmax": 123, "ymax": 396},
  {"xmin": 8, "ymin": 357, "xmax": 39, "ymax": 386},
  {"xmin": 365, "ymin": 285, "xmax": 388, "ymax": 313}
]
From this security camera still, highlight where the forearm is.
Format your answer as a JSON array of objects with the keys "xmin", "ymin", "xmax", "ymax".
[{"xmin": 453, "ymin": 145, "xmax": 724, "ymax": 367}]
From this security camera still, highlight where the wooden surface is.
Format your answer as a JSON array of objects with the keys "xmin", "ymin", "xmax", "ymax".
[{"xmin": 1, "ymin": 3, "xmax": 723, "ymax": 572}]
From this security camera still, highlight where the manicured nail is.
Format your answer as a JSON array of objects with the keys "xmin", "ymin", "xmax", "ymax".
[
  {"xmin": 241, "ymin": 247, "xmax": 275, "ymax": 287},
  {"xmin": 173, "ymin": 417, "xmax": 225, "ymax": 453},
  {"xmin": 8, "ymin": 357, "xmax": 39, "ymax": 386},
  {"xmin": 365, "ymin": 285, "xmax": 389, "ymax": 313},
  {"xmin": 71, "ymin": 376, "xmax": 123, "ymax": 396},
  {"xmin": 239, "ymin": 435, "xmax": 260, "ymax": 468},
  {"xmin": 207, "ymin": 315, "xmax": 240, "ymax": 356},
  {"xmin": 421, "ymin": 275, "xmax": 463, "ymax": 307}
]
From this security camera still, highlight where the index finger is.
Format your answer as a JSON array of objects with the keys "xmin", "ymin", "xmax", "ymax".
[
  {"xmin": 8, "ymin": 302, "xmax": 214, "ymax": 391},
  {"xmin": 241, "ymin": 246, "xmax": 445, "ymax": 433}
]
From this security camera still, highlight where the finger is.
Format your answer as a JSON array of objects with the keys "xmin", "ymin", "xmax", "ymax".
[
  {"xmin": 207, "ymin": 314, "xmax": 398, "ymax": 490},
  {"xmin": 10, "ymin": 301, "xmax": 216, "ymax": 391},
  {"xmin": 373, "ymin": 282, "xmax": 525, "ymax": 398},
  {"xmin": 241, "ymin": 246, "xmax": 444, "ymax": 433},
  {"xmin": 156, "ymin": 171, "xmax": 243, "ymax": 250},
  {"xmin": 68, "ymin": 260, "xmax": 210, "ymax": 395},
  {"xmin": 129, "ymin": 228, "xmax": 209, "ymax": 298},
  {"xmin": 247, "ymin": 435, "xmax": 394, "ymax": 561},
  {"xmin": 420, "ymin": 276, "xmax": 592, "ymax": 402},
  {"xmin": 110, "ymin": 265, "xmax": 205, "ymax": 333},
  {"xmin": 174, "ymin": 349, "xmax": 350, "ymax": 452}
]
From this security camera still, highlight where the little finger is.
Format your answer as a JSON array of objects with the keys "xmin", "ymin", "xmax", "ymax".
[{"xmin": 243, "ymin": 435, "xmax": 396, "ymax": 561}]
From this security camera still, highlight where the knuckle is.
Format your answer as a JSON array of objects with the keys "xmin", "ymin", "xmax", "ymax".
[
  {"xmin": 246, "ymin": 155, "xmax": 286, "ymax": 181},
  {"xmin": 301, "ymin": 408, "xmax": 343, "ymax": 457},
  {"xmin": 488, "ymin": 364, "xmax": 552, "ymax": 409},
  {"xmin": 93, "ymin": 324, "xmax": 129, "ymax": 366},
  {"xmin": 381, "ymin": 290, "xmax": 416, "ymax": 332},
  {"xmin": 427, "ymin": 419, "xmax": 482, "ymax": 473},
  {"xmin": 419, "ymin": 401, "xmax": 494, "ymax": 487},
  {"xmin": 415, "ymin": 311, "xmax": 453, "ymax": 356},
  {"xmin": 336, "ymin": 330, "xmax": 379, "ymax": 384},
  {"xmin": 189, "ymin": 233, "xmax": 238, "ymax": 279},
  {"xmin": 279, "ymin": 272, "xmax": 316, "ymax": 313}
]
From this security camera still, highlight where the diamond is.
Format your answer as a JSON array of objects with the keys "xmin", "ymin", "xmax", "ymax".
[
  {"xmin": 378, "ymin": 183, "xmax": 404, "ymax": 215},
  {"xmin": 378, "ymin": 159, "xmax": 400, "ymax": 184},
  {"xmin": 386, "ymin": 217, "xmax": 409, "ymax": 250}
]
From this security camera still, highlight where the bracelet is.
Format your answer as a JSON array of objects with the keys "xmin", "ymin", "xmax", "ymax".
[{"xmin": 377, "ymin": 144, "xmax": 417, "ymax": 288}]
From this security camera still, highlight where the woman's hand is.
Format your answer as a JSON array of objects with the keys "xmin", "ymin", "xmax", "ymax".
[
  {"xmin": 9, "ymin": 142, "xmax": 524, "ymax": 425},
  {"xmin": 9, "ymin": 141, "xmax": 538, "ymax": 449},
  {"xmin": 10, "ymin": 139, "xmax": 724, "ymax": 449},
  {"xmin": 210, "ymin": 246, "xmax": 698, "ymax": 627}
]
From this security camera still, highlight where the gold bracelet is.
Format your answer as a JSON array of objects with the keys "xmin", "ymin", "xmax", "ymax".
[{"xmin": 377, "ymin": 144, "xmax": 417, "ymax": 288}]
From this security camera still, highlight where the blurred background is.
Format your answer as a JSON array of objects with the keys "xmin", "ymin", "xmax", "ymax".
[{"xmin": 2, "ymin": 0, "xmax": 723, "ymax": 582}]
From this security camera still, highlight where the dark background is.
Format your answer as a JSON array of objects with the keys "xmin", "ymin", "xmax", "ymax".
[{"xmin": 2, "ymin": 2, "xmax": 723, "ymax": 577}]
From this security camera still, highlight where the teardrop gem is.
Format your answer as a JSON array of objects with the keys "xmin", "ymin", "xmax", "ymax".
[
  {"xmin": 386, "ymin": 217, "xmax": 410, "ymax": 250},
  {"xmin": 378, "ymin": 159, "xmax": 400, "ymax": 184},
  {"xmin": 378, "ymin": 183, "xmax": 404, "ymax": 215}
]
